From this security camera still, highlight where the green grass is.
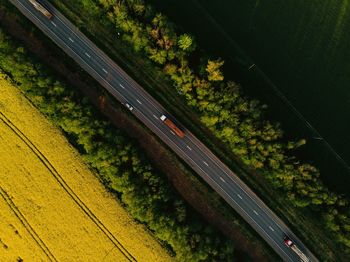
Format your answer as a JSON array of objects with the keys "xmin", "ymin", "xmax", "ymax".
[
  {"xmin": 0, "ymin": 1, "xmax": 277, "ymax": 259},
  {"xmin": 43, "ymin": 1, "xmax": 349, "ymax": 260},
  {"xmin": 171, "ymin": 0, "xmax": 350, "ymax": 191},
  {"xmin": 6, "ymin": 0, "xmax": 347, "ymax": 259}
]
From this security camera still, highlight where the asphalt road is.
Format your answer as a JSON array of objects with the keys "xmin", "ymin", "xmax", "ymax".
[{"xmin": 10, "ymin": 0, "xmax": 318, "ymax": 261}]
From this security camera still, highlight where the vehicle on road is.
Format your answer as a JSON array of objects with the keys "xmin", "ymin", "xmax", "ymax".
[
  {"xmin": 125, "ymin": 103, "xmax": 134, "ymax": 111},
  {"xmin": 12, "ymin": 0, "xmax": 316, "ymax": 258},
  {"xmin": 160, "ymin": 115, "xmax": 185, "ymax": 138},
  {"xmin": 284, "ymin": 236, "xmax": 310, "ymax": 262},
  {"xmin": 28, "ymin": 0, "xmax": 53, "ymax": 19}
]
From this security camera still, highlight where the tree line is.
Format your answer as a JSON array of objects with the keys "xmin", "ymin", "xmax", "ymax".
[
  {"xmin": 96, "ymin": 0, "xmax": 350, "ymax": 249},
  {"xmin": 0, "ymin": 28, "xmax": 236, "ymax": 261}
]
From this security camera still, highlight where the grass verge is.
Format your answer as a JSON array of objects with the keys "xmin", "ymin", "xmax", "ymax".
[
  {"xmin": 41, "ymin": 0, "xmax": 348, "ymax": 260},
  {"xmin": 0, "ymin": 3, "xmax": 276, "ymax": 260}
]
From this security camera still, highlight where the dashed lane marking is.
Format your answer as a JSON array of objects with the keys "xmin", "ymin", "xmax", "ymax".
[
  {"xmin": 18, "ymin": 3, "xmax": 294, "ymax": 259},
  {"xmin": 51, "ymin": 21, "xmax": 57, "ymax": 27},
  {"xmin": 68, "ymin": 37, "xmax": 74, "ymax": 42},
  {"xmin": 220, "ymin": 177, "xmax": 225, "ymax": 182},
  {"xmin": 119, "ymin": 84, "xmax": 125, "ymax": 89},
  {"xmin": 186, "ymin": 145, "xmax": 192, "ymax": 150},
  {"xmin": 136, "ymin": 99, "xmax": 142, "ymax": 104},
  {"xmin": 102, "ymin": 68, "xmax": 108, "ymax": 73},
  {"xmin": 85, "ymin": 52, "xmax": 91, "ymax": 58}
]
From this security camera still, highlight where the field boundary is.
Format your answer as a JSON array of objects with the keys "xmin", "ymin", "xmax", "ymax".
[{"xmin": 0, "ymin": 111, "xmax": 136, "ymax": 262}]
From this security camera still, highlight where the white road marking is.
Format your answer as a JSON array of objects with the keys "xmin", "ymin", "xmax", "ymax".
[
  {"xmin": 153, "ymin": 115, "xmax": 158, "ymax": 119},
  {"xmin": 53, "ymin": 13, "xmax": 166, "ymax": 118},
  {"xmin": 119, "ymin": 83, "xmax": 125, "ymax": 89},
  {"xmin": 136, "ymin": 99, "xmax": 142, "ymax": 104},
  {"xmin": 187, "ymin": 139, "xmax": 288, "ymax": 233},
  {"xmin": 220, "ymin": 177, "xmax": 225, "ymax": 182},
  {"xmin": 68, "ymin": 37, "xmax": 74, "ymax": 42},
  {"xmin": 237, "ymin": 194, "xmax": 243, "ymax": 199},
  {"xmin": 51, "ymin": 21, "xmax": 57, "ymax": 27},
  {"xmin": 18, "ymin": 3, "xmax": 294, "ymax": 259},
  {"xmin": 269, "ymin": 226, "xmax": 275, "ymax": 232},
  {"xmin": 186, "ymin": 145, "xmax": 192, "ymax": 150},
  {"xmin": 203, "ymin": 161, "xmax": 209, "ymax": 166},
  {"xmin": 253, "ymin": 210, "xmax": 259, "ymax": 215},
  {"xmin": 102, "ymin": 68, "xmax": 108, "ymax": 73},
  {"xmin": 85, "ymin": 52, "xmax": 91, "ymax": 58},
  {"xmin": 111, "ymin": 98, "xmax": 293, "ymax": 261},
  {"xmin": 170, "ymin": 130, "xmax": 176, "ymax": 136}
]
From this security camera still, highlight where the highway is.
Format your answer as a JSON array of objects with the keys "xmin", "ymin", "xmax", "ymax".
[{"xmin": 10, "ymin": 0, "xmax": 318, "ymax": 261}]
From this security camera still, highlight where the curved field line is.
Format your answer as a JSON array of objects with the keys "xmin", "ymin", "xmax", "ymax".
[
  {"xmin": 0, "ymin": 186, "xmax": 58, "ymax": 262},
  {"xmin": 0, "ymin": 111, "xmax": 136, "ymax": 262}
]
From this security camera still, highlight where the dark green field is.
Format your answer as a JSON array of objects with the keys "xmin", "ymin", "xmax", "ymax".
[{"xmin": 151, "ymin": 0, "xmax": 350, "ymax": 194}]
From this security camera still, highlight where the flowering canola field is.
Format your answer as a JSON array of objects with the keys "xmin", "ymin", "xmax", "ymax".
[{"xmin": 0, "ymin": 75, "xmax": 171, "ymax": 262}]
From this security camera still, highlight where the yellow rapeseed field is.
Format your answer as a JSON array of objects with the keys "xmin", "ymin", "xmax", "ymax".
[{"xmin": 0, "ymin": 75, "xmax": 172, "ymax": 262}]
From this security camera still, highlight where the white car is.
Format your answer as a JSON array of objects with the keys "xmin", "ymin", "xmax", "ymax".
[{"xmin": 125, "ymin": 103, "xmax": 134, "ymax": 111}]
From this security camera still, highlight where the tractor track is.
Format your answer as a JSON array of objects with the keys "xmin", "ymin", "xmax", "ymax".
[
  {"xmin": 0, "ymin": 185, "xmax": 58, "ymax": 261},
  {"xmin": 0, "ymin": 111, "xmax": 136, "ymax": 262}
]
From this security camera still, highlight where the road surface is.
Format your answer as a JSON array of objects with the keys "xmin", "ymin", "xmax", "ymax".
[{"xmin": 10, "ymin": 0, "xmax": 319, "ymax": 261}]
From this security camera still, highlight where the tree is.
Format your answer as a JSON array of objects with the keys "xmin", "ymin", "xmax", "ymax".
[
  {"xmin": 200, "ymin": 114, "xmax": 219, "ymax": 127},
  {"xmin": 128, "ymin": 0, "xmax": 146, "ymax": 16},
  {"xmin": 178, "ymin": 34, "xmax": 196, "ymax": 52},
  {"xmin": 206, "ymin": 59, "xmax": 224, "ymax": 81},
  {"xmin": 163, "ymin": 63, "xmax": 177, "ymax": 75},
  {"xmin": 147, "ymin": 47, "xmax": 167, "ymax": 64}
]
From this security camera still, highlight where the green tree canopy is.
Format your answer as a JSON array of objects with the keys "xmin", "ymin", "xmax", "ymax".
[
  {"xmin": 206, "ymin": 59, "xmax": 225, "ymax": 81},
  {"xmin": 178, "ymin": 33, "xmax": 196, "ymax": 52}
]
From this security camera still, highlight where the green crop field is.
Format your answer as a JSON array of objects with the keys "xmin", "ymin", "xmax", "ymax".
[{"xmin": 151, "ymin": 0, "xmax": 350, "ymax": 194}]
